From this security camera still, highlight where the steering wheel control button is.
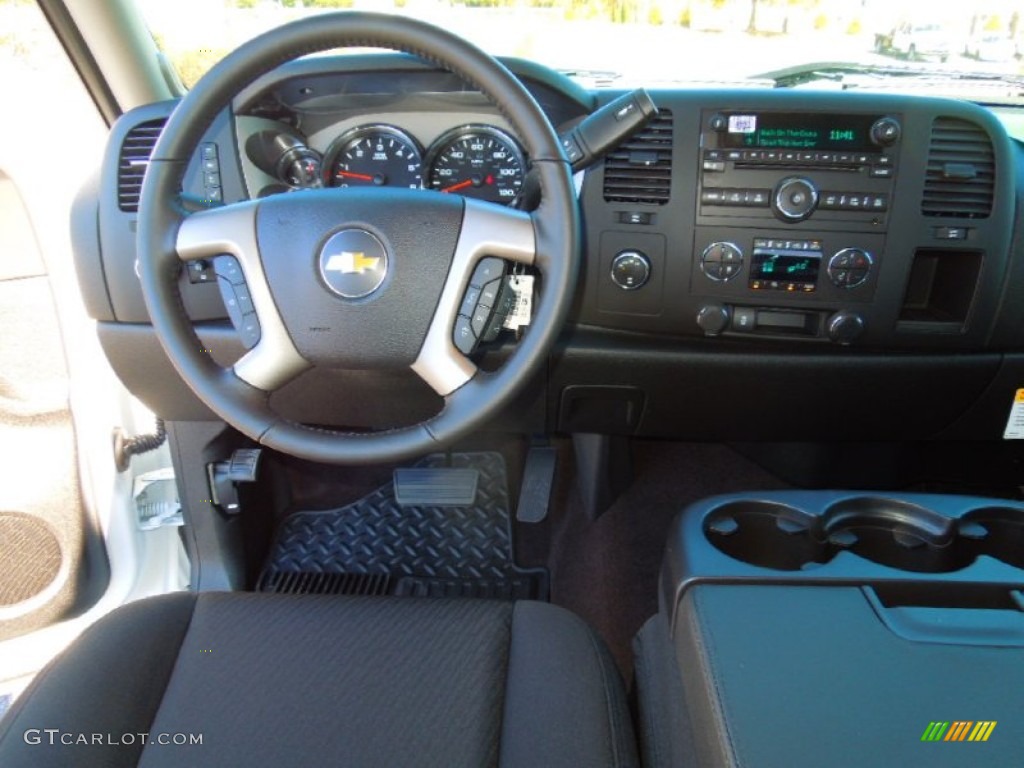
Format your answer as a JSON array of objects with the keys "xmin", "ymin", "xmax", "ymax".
[
  {"xmin": 453, "ymin": 315, "xmax": 476, "ymax": 355},
  {"xmin": 773, "ymin": 176, "xmax": 819, "ymax": 222},
  {"xmin": 213, "ymin": 255, "xmax": 245, "ymax": 285},
  {"xmin": 610, "ymin": 250, "xmax": 651, "ymax": 291},
  {"xmin": 238, "ymin": 313, "xmax": 262, "ymax": 350},
  {"xmin": 471, "ymin": 257, "xmax": 506, "ymax": 288},
  {"xmin": 318, "ymin": 228, "xmax": 389, "ymax": 299},
  {"xmin": 828, "ymin": 248, "xmax": 873, "ymax": 289},
  {"xmin": 700, "ymin": 242, "xmax": 743, "ymax": 282},
  {"xmin": 459, "ymin": 285, "xmax": 482, "ymax": 317},
  {"xmin": 217, "ymin": 278, "xmax": 245, "ymax": 328}
]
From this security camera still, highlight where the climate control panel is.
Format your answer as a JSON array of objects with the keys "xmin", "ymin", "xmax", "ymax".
[{"xmin": 693, "ymin": 229, "xmax": 883, "ymax": 303}]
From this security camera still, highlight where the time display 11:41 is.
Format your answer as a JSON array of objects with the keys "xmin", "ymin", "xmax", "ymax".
[{"xmin": 829, "ymin": 128, "xmax": 856, "ymax": 143}]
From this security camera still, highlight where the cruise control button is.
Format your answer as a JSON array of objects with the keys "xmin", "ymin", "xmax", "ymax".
[
  {"xmin": 238, "ymin": 312, "xmax": 261, "ymax": 349},
  {"xmin": 213, "ymin": 255, "xmax": 245, "ymax": 285},
  {"xmin": 471, "ymin": 257, "xmax": 505, "ymax": 287},
  {"xmin": 453, "ymin": 316, "xmax": 476, "ymax": 354}
]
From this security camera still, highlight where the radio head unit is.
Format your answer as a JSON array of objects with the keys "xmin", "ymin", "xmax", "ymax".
[{"xmin": 699, "ymin": 109, "xmax": 900, "ymax": 227}]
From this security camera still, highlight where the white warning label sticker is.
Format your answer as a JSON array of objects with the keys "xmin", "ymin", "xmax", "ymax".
[{"xmin": 1004, "ymin": 389, "xmax": 1024, "ymax": 439}]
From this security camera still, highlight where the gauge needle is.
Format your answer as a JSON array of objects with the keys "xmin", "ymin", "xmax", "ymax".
[
  {"xmin": 335, "ymin": 170, "xmax": 374, "ymax": 181},
  {"xmin": 441, "ymin": 179, "xmax": 473, "ymax": 193}
]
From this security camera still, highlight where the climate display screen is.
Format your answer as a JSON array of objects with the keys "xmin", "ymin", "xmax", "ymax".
[
  {"xmin": 750, "ymin": 252, "xmax": 820, "ymax": 290},
  {"xmin": 721, "ymin": 113, "xmax": 878, "ymax": 151}
]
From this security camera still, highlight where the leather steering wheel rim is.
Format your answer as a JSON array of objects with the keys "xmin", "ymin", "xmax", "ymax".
[{"xmin": 137, "ymin": 12, "xmax": 578, "ymax": 465}]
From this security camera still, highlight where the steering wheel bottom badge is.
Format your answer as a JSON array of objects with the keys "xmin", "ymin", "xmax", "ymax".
[{"xmin": 319, "ymin": 228, "xmax": 389, "ymax": 298}]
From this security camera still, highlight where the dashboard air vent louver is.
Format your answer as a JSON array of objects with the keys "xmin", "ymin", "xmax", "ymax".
[
  {"xmin": 921, "ymin": 117, "xmax": 994, "ymax": 219},
  {"xmin": 117, "ymin": 118, "xmax": 167, "ymax": 213},
  {"xmin": 603, "ymin": 109, "xmax": 673, "ymax": 205}
]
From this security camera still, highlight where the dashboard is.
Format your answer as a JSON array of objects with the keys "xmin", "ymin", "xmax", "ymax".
[{"xmin": 75, "ymin": 53, "xmax": 1024, "ymax": 442}]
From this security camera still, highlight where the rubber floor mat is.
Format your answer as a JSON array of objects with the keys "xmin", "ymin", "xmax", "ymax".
[{"xmin": 258, "ymin": 452, "xmax": 546, "ymax": 600}]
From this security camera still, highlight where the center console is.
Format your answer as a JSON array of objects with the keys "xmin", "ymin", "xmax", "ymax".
[
  {"xmin": 582, "ymin": 91, "xmax": 1016, "ymax": 350},
  {"xmin": 635, "ymin": 492, "xmax": 1024, "ymax": 767}
]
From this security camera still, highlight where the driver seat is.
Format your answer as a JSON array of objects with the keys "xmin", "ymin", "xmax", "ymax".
[{"xmin": 0, "ymin": 592, "xmax": 637, "ymax": 767}]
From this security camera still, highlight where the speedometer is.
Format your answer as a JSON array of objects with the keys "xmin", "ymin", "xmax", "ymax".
[
  {"xmin": 426, "ymin": 126, "xmax": 525, "ymax": 205},
  {"xmin": 326, "ymin": 125, "xmax": 422, "ymax": 189}
]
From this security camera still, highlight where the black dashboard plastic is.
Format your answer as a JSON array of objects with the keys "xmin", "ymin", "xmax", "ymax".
[{"xmin": 78, "ymin": 54, "xmax": 1024, "ymax": 441}]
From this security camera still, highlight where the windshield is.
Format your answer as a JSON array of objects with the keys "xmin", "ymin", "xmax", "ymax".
[{"xmin": 139, "ymin": 0, "xmax": 1024, "ymax": 97}]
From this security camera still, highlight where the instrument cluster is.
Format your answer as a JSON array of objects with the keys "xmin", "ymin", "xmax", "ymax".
[{"xmin": 324, "ymin": 123, "xmax": 526, "ymax": 206}]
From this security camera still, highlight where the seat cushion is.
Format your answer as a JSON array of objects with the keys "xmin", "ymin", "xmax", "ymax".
[{"xmin": 0, "ymin": 592, "xmax": 637, "ymax": 768}]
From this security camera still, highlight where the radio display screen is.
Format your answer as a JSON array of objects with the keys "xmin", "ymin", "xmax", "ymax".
[
  {"xmin": 750, "ymin": 251, "xmax": 820, "ymax": 290},
  {"xmin": 721, "ymin": 113, "xmax": 878, "ymax": 151}
]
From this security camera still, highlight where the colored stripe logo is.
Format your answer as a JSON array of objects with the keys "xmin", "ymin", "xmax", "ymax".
[{"xmin": 921, "ymin": 721, "xmax": 996, "ymax": 742}]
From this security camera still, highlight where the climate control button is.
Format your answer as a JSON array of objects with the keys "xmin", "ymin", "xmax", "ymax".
[
  {"xmin": 827, "ymin": 248, "xmax": 873, "ymax": 289},
  {"xmin": 700, "ymin": 242, "xmax": 743, "ymax": 282}
]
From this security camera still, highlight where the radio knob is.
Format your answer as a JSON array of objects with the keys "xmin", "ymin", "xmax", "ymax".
[
  {"xmin": 696, "ymin": 303, "xmax": 730, "ymax": 336},
  {"xmin": 827, "ymin": 311, "xmax": 866, "ymax": 345},
  {"xmin": 870, "ymin": 117, "xmax": 901, "ymax": 146},
  {"xmin": 610, "ymin": 250, "xmax": 651, "ymax": 290},
  {"xmin": 772, "ymin": 176, "xmax": 819, "ymax": 222}
]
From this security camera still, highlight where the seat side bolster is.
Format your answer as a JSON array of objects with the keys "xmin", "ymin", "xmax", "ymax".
[
  {"xmin": 0, "ymin": 591, "xmax": 199, "ymax": 768},
  {"xmin": 499, "ymin": 601, "xmax": 639, "ymax": 768}
]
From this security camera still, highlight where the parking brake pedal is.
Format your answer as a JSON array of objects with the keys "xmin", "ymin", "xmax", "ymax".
[{"xmin": 207, "ymin": 449, "xmax": 262, "ymax": 515}]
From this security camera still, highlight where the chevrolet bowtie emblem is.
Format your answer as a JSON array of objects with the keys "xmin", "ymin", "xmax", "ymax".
[{"xmin": 324, "ymin": 251, "xmax": 380, "ymax": 275}]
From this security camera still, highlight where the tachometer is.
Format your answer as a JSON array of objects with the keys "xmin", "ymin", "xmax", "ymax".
[
  {"xmin": 426, "ymin": 126, "xmax": 525, "ymax": 205},
  {"xmin": 326, "ymin": 125, "xmax": 422, "ymax": 189}
]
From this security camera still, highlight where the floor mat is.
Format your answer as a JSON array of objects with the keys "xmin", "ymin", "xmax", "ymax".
[{"xmin": 258, "ymin": 452, "xmax": 546, "ymax": 600}]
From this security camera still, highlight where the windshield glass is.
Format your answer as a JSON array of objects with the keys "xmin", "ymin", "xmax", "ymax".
[{"xmin": 138, "ymin": 0, "xmax": 1024, "ymax": 97}]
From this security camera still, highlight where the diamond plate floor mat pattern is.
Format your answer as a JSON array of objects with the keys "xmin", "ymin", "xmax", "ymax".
[{"xmin": 258, "ymin": 452, "xmax": 546, "ymax": 599}]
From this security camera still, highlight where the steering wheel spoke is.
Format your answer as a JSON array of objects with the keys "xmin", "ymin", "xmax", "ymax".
[
  {"xmin": 411, "ymin": 200, "xmax": 536, "ymax": 396},
  {"xmin": 176, "ymin": 202, "xmax": 310, "ymax": 391}
]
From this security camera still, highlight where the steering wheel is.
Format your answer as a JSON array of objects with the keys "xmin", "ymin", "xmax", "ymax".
[{"xmin": 138, "ymin": 12, "xmax": 578, "ymax": 465}]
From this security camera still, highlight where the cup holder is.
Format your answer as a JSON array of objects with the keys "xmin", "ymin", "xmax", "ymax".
[
  {"xmin": 962, "ymin": 508, "xmax": 1024, "ymax": 570},
  {"xmin": 703, "ymin": 496, "xmax": 1006, "ymax": 574},
  {"xmin": 822, "ymin": 497, "xmax": 971, "ymax": 574},
  {"xmin": 704, "ymin": 501, "xmax": 831, "ymax": 572}
]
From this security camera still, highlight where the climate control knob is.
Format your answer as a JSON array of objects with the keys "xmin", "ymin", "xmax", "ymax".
[
  {"xmin": 696, "ymin": 303, "xmax": 731, "ymax": 336},
  {"xmin": 827, "ymin": 311, "xmax": 866, "ymax": 345},
  {"xmin": 772, "ymin": 176, "xmax": 819, "ymax": 222},
  {"xmin": 610, "ymin": 250, "xmax": 651, "ymax": 290}
]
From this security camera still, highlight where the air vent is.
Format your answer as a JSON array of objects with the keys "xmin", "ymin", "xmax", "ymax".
[
  {"xmin": 921, "ymin": 117, "xmax": 995, "ymax": 219},
  {"xmin": 117, "ymin": 118, "xmax": 167, "ymax": 213},
  {"xmin": 603, "ymin": 109, "xmax": 673, "ymax": 205}
]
